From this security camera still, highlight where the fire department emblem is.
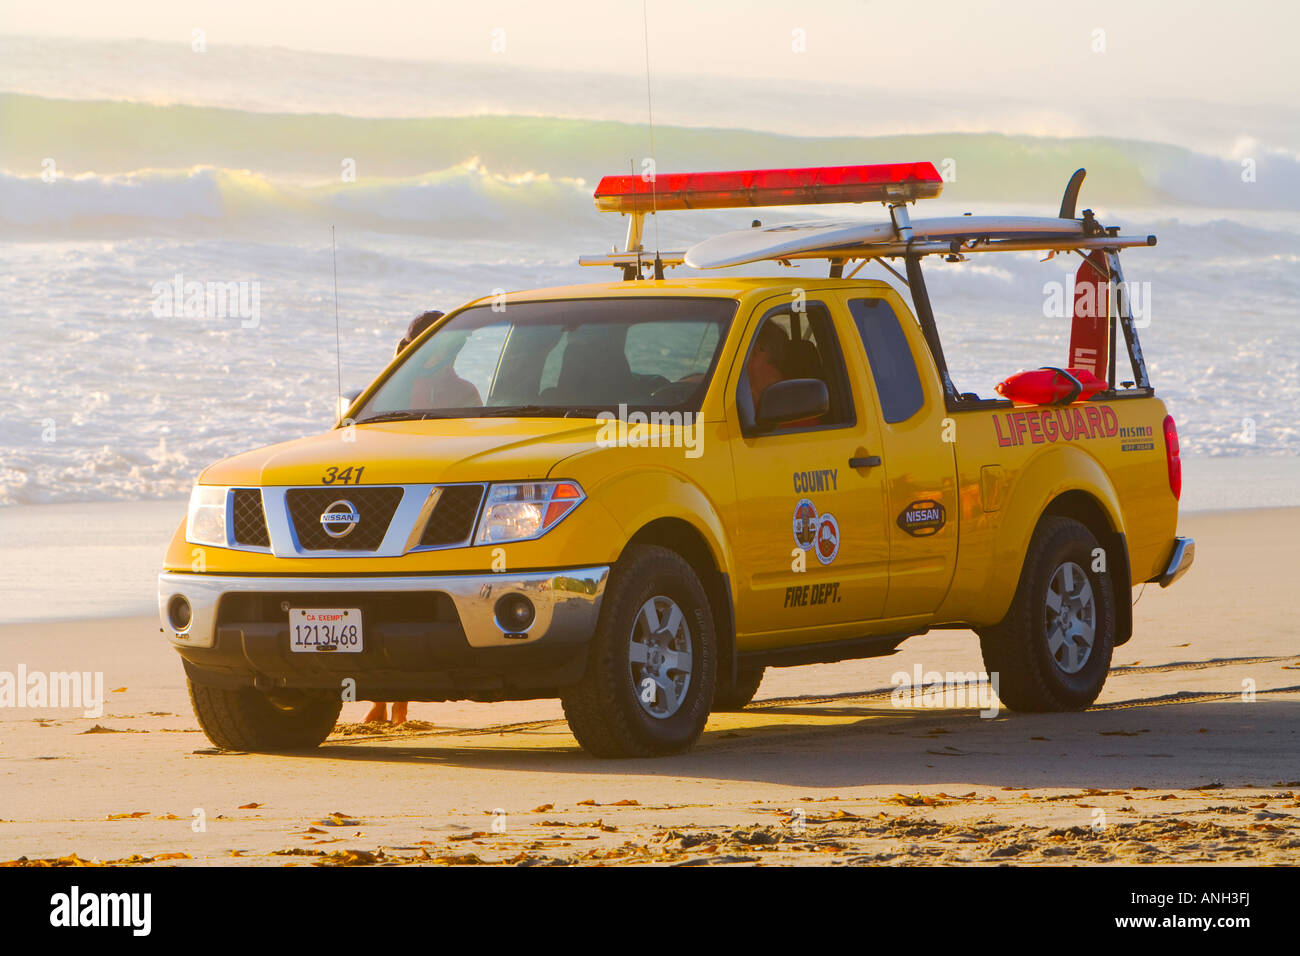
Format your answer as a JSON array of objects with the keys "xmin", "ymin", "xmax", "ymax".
[
  {"xmin": 814, "ymin": 512, "xmax": 840, "ymax": 565},
  {"xmin": 793, "ymin": 498, "xmax": 819, "ymax": 550}
]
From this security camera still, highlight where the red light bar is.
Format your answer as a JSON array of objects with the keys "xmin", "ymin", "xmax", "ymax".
[{"xmin": 593, "ymin": 162, "xmax": 943, "ymax": 213}]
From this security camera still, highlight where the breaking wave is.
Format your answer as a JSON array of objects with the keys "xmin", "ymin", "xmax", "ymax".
[
  {"xmin": 0, "ymin": 159, "xmax": 598, "ymax": 237},
  {"xmin": 4, "ymin": 93, "xmax": 1300, "ymax": 240}
]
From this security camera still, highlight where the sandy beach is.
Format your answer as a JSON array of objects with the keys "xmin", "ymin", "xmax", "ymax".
[{"xmin": 2, "ymin": 507, "xmax": 1297, "ymax": 867}]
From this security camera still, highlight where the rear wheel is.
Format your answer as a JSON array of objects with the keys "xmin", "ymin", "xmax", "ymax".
[
  {"xmin": 713, "ymin": 665, "xmax": 766, "ymax": 711},
  {"xmin": 561, "ymin": 545, "xmax": 716, "ymax": 758},
  {"xmin": 189, "ymin": 681, "xmax": 341, "ymax": 751},
  {"xmin": 977, "ymin": 516, "xmax": 1116, "ymax": 711}
]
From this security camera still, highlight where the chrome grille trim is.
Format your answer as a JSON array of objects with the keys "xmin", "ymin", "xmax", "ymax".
[
  {"xmin": 263, "ymin": 485, "xmax": 433, "ymax": 558},
  {"xmin": 215, "ymin": 483, "xmax": 491, "ymax": 558}
]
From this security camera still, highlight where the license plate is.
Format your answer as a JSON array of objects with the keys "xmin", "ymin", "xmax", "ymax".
[{"xmin": 289, "ymin": 608, "xmax": 363, "ymax": 653}]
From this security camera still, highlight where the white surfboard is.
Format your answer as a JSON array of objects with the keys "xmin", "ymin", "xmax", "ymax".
[{"xmin": 685, "ymin": 216, "xmax": 1086, "ymax": 269}]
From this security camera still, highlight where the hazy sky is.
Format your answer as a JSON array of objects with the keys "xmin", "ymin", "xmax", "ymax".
[{"xmin": 2, "ymin": 0, "xmax": 1297, "ymax": 107}]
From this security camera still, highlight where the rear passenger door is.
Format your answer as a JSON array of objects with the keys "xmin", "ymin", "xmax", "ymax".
[
  {"xmin": 727, "ymin": 296, "xmax": 891, "ymax": 645},
  {"xmin": 837, "ymin": 290, "xmax": 959, "ymax": 619}
]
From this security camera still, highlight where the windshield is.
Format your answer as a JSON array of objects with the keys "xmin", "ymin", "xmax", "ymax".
[{"xmin": 355, "ymin": 297, "xmax": 737, "ymax": 422}]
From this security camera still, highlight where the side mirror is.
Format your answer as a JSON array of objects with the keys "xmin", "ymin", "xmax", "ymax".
[
  {"xmin": 336, "ymin": 388, "xmax": 363, "ymax": 424},
  {"xmin": 756, "ymin": 378, "xmax": 829, "ymax": 429}
]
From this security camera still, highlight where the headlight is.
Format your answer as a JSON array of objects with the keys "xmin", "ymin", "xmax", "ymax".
[
  {"xmin": 475, "ymin": 481, "xmax": 584, "ymax": 545},
  {"xmin": 186, "ymin": 485, "xmax": 229, "ymax": 547}
]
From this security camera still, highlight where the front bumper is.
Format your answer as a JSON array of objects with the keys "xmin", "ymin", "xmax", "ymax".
[
  {"xmin": 157, "ymin": 566, "xmax": 608, "ymax": 701},
  {"xmin": 1155, "ymin": 536, "xmax": 1195, "ymax": 588}
]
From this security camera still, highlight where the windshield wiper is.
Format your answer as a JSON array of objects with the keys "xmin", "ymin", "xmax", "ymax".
[
  {"xmin": 352, "ymin": 410, "xmax": 448, "ymax": 425},
  {"xmin": 478, "ymin": 405, "xmax": 599, "ymax": 418}
]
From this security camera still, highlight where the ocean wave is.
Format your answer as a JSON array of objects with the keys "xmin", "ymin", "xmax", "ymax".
[
  {"xmin": 4, "ymin": 93, "xmax": 1300, "ymax": 225},
  {"xmin": 0, "ymin": 159, "xmax": 599, "ymax": 237}
]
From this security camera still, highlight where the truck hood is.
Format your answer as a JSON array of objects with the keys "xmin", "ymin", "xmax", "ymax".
[{"xmin": 199, "ymin": 418, "xmax": 604, "ymax": 487}]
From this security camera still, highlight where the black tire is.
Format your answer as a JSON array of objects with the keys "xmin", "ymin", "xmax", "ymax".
[
  {"xmin": 189, "ymin": 680, "xmax": 341, "ymax": 751},
  {"xmin": 977, "ymin": 516, "xmax": 1116, "ymax": 712},
  {"xmin": 561, "ymin": 545, "xmax": 716, "ymax": 758},
  {"xmin": 713, "ymin": 665, "xmax": 766, "ymax": 711}
]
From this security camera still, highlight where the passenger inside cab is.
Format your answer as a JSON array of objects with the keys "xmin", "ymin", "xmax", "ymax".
[{"xmin": 404, "ymin": 327, "xmax": 483, "ymax": 410}]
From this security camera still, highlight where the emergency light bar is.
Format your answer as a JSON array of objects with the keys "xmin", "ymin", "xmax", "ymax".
[{"xmin": 593, "ymin": 162, "xmax": 943, "ymax": 213}]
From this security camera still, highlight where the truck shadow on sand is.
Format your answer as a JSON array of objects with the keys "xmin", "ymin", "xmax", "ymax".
[{"xmin": 283, "ymin": 691, "xmax": 1300, "ymax": 791}]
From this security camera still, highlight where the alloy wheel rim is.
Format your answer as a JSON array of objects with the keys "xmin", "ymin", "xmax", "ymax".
[
  {"xmin": 628, "ymin": 595, "xmax": 693, "ymax": 719},
  {"xmin": 1044, "ymin": 560, "xmax": 1096, "ymax": 674}
]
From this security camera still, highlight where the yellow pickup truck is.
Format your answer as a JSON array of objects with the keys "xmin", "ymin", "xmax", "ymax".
[{"xmin": 158, "ymin": 163, "xmax": 1193, "ymax": 757}]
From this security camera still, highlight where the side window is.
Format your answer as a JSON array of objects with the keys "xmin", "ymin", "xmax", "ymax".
[
  {"xmin": 737, "ymin": 300, "xmax": 854, "ymax": 433},
  {"xmin": 848, "ymin": 297, "xmax": 924, "ymax": 424}
]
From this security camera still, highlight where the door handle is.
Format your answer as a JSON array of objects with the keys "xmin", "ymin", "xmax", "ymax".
[{"xmin": 849, "ymin": 455, "xmax": 882, "ymax": 469}]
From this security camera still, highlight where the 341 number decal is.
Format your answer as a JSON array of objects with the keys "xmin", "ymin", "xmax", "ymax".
[{"xmin": 322, "ymin": 465, "xmax": 366, "ymax": 485}]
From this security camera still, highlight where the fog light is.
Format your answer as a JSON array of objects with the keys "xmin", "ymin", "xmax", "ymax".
[
  {"xmin": 168, "ymin": 594, "xmax": 192, "ymax": 632},
  {"xmin": 494, "ymin": 593, "xmax": 535, "ymax": 632}
]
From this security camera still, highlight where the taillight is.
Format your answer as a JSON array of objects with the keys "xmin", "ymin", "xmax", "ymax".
[{"xmin": 1162, "ymin": 415, "xmax": 1181, "ymax": 500}]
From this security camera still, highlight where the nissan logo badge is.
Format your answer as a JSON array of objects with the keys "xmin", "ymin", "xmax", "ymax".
[{"xmin": 320, "ymin": 499, "xmax": 360, "ymax": 538}]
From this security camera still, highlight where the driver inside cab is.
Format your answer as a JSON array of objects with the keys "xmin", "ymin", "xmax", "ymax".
[
  {"xmin": 747, "ymin": 320, "xmax": 789, "ymax": 409},
  {"xmin": 746, "ymin": 318, "xmax": 824, "ymax": 428}
]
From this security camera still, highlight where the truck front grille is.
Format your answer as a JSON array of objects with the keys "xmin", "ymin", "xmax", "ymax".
[
  {"xmin": 419, "ymin": 485, "xmax": 485, "ymax": 547},
  {"xmin": 286, "ymin": 487, "xmax": 404, "ymax": 551},
  {"xmin": 231, "ymin": 489, "xmax": 270, "ymax": 548}
]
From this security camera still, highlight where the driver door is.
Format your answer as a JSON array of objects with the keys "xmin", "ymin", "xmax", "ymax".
[{"xmin": 728, "ymin": 296, "xmax": 891, "ymax": 648}]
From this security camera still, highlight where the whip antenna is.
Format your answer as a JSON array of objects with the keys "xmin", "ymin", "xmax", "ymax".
[
  {"xmin": 330, "ymin": 225, "xmax": 343, "ymax": 405},
  {"xmin": 642, "ymin": 0, "xmax": 664, "ymax": 279}
]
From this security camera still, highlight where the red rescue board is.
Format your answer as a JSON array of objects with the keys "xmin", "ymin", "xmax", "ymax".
[{"xmin": 1069, "ymin": 250, "xmax": 1110, "ymax": 379}]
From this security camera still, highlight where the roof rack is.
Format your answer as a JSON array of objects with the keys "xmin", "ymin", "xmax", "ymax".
[
  {"xmin": 579, "ymin": 162, "xmax": 1156, "ymax": 278},
  {"xmin": 579, "ymin": 165, "xmax": 1157, "ymax": 418}
]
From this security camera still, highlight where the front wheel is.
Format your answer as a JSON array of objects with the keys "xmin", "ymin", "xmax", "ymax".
[
  {"xmin": 977, "ymin": 516, "xmax": 1116, "ymax": 711},
  {"xmin": 189, "ymin": 681, "xmax": 341, "ymax": 751},
  {"xmin": 561, "ymin": 545, "xmax": 716, "ymax": 758}
]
